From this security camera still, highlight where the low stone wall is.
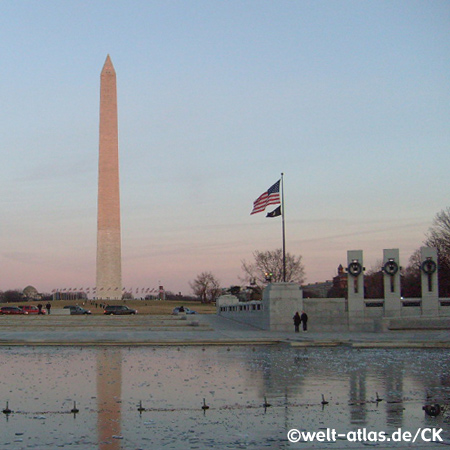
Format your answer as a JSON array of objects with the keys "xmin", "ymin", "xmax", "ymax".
[
  {"xmin": 304, "ymin": 298, "xmax": 348, "ymax": 332},
  {"xmin": 217, "ymin": 297, "xmax": 267, "ymax": 329},
  {"xmin": 399, "ymin": 298, "xmax": 422, "ymax": 317},
  {"xmin": 440, "ymin": 298, "xmax": 450, "ymax": 316},
  {"xmin": 217, "ymin": 286, "xmax": 450, "ymax": 332},
  {"xmin": 386, "ymin": 317, "xmax": 450, "ymax": 330}
]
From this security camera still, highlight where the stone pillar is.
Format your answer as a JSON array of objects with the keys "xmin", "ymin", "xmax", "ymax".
[
  {"xmin": 262, "ymin": 283, "xmax": 303, "ymax": 331},
  {"xmin": 420, "ymin": 247, "xmax": 439, "ymax": 316},
  {"xmin": 347, "ymin": 250, "xmax": 364, "ymax": 326},
  {"xmin": 96, "ymin": 55, "xmax": 122, "ymax": 300},
  {"xmin": 382, "ymin": 249, "xmax": 401, "ymax": 317}
]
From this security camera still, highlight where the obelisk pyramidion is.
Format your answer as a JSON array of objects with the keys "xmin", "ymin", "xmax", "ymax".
[{"xmin": 96, "ymin": 55, "xmax": 122, "ymax": 300}]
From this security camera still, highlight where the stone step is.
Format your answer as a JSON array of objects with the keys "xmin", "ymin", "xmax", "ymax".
[{"xmin": 0, "ymin": 315, "xmax": 210, "ymax": 331}]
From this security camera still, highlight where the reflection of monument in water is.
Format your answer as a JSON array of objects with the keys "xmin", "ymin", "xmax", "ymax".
[
  {"xmin": 97, "ymin": 348, "xmax": 122, "ymax": 450},
  {"xmin": 349, "ymin": 367, "xmax": 367, "ymax": 424},
  {"xmin": 96, "ymin": 55, "xmax": 122, "ymax": 300},
  {"xmin": 385, "ymin": 358, "xmax": 405, "ymax": 427}
]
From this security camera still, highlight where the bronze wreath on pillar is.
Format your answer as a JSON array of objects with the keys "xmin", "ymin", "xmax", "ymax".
[
  {"xmin": 383, "ymin": 260, "xmax": 399, "ymax": 276},
  {"xmin": 421, "ymin": 259, "xmax": 437, "ymax": 275},
  {"xmin": 347, "ymin": 261, "xmax": 362, "ymax": 277}
]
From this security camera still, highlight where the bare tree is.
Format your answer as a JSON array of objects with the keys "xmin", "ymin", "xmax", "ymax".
[
  {"xmin": 241, "ymin": 249, "xmax": 305, "ymax": 288},
  {"xmin": 426, "ymin": 207, "xmax": 450, "ymax": 264},
  {"xmin": 407, "ymin": 248, "xmax": 422, "ymax": 271},
  {"xmin": 189, "ymin": 272, "xmax": 221, "ymax": 303},
  {"xmin": 425, "ymin": 207, "xmax": 450, "ymax": 295}
]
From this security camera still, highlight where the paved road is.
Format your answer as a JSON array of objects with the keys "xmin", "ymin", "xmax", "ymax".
[{"xmin": 0, "ymin": 313, "xmax": 449, "ymax": 346}]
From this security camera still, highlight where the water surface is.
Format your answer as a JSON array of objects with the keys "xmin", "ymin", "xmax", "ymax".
[{"xmin": 0, "ymin": 346, "xmax": 449, "ymax": 449}]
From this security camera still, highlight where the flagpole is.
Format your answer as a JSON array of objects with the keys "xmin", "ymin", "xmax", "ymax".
[{"xmin": 281, "ymin": 172, "xmax": 286, "ymax": 282}]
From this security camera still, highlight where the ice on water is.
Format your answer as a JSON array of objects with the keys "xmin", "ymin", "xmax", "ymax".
[{"xmin": 0, "ymin": 346, "xmax": 449, "ymax": 449}]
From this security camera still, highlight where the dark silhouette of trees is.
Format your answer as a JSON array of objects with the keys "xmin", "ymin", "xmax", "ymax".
[
  {"xmin": 364, "ymin": 262, "xmax": 384, "ymax": 298},
  {"xmin": 0, "ymin": 290, "xmax": 24, "ymax": 303},
  {"xmin": 400, "ymin": 249, "xmax": 421, "ymax": 298}
]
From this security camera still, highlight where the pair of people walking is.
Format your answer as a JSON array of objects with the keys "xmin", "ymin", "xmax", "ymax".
[{"xmin": 293, "ymin": 311, "xmax": 308, "ymax": 332}]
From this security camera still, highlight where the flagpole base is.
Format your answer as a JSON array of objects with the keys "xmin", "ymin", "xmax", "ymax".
[{"xmin": 262, "ymin": 283, "xmax": 303, "ymax": 331}]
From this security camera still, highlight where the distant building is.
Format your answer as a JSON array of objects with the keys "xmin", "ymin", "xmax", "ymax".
[
  {"xmin": 53, "ymin": 291, "xmax": 87, "ymax": 301},
  {"xmin": 302, "ymin": 280, "xmax": 333, "ymax": 298},
  {"xmin": 23, "ymin": 286, "xmax": 41, "ymax": 300},
  {"xmin": 333, "ymin": 264, "xmax": 348, "ymax": 289},
  {"xmin": 302, "ymin": 265, "xmax": 348, "ymax": 298}
]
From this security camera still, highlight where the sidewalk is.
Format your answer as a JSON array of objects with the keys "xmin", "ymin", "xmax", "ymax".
[{"xmin": 0, "ymin": 314, "xmax": 448, "ymax": 346}]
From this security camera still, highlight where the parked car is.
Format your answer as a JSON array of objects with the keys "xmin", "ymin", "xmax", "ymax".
[
  {"xmin": 20, "ymin": 305, "xmax": 46, "ymax": 315},
  {"xmin": 69, "ymin": 306, "xmax": 92, "ymax": 315},
  {"xmin": 172, "ymin": 306, "xmax": 196, "ymax": 315},
  {"xmin": 0, "ymin": 306, "xmax": 28, "ymax": 315},
  {"xmin": 103, "ymin": 305, "xmax": 137, "ymax": 315}
]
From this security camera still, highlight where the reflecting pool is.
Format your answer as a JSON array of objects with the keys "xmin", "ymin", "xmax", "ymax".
[{"xmin": 0, "ymin": 346, "xmax": 449, "ymax": 449}]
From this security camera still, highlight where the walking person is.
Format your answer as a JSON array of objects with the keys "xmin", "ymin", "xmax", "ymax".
[
  {"xmin": 300, "ymin": 311, "xmax": 308, "ymax": 332},
  {"xmin": 293, "ymin": 312, "xmax": 301, "ymax": 333},
  {"xmin": 46, "ymin": 302, "xmax": 51, "ymax": 315}
]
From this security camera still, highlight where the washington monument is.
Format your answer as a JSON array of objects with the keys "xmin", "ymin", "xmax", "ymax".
[{"xmin": 96, "ymin": 55, "xmax": 122, "ymax": 300}]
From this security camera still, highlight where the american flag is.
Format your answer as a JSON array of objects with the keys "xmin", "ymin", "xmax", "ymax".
[{"xmin": 251, "ymin": 180, "xmax": 281, "ymax": 215}]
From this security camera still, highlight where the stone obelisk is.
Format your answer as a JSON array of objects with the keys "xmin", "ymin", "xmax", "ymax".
[{"xmin": 96, "ymin": 55, "xmax": 122, "ymax": 300}]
